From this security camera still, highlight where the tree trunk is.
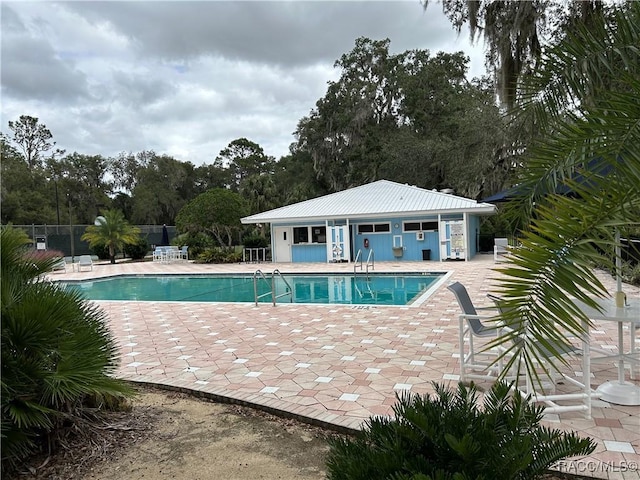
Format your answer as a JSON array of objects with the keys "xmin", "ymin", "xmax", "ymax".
[{"xmin": 109, "ymin": 245, "xmax": 116, "ymax": 264}]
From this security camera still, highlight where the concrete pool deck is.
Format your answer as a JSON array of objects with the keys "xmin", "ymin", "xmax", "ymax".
[{"xmin": 50, "ymin": 256, "xmax": 640, "ymax": 479}]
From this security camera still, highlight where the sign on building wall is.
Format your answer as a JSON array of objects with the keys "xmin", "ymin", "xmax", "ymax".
[{"xmin": 440, "ymin": 220, "xmax": 466, "ymax": 260}]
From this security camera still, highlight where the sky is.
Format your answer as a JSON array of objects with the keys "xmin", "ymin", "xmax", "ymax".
[{"xmin": 1, "ymin": 1, "xmax": 487, "ymax": 166}]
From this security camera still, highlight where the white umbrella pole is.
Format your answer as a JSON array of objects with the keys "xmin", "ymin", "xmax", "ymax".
[{"xmin": 615, "ymin": 229, "xmax": 626, "ymax": 307}]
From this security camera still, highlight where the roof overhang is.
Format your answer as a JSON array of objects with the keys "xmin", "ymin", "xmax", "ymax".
[{"xmin": 241, "ymin": 206, "xmax": 496, "ymax": 224}]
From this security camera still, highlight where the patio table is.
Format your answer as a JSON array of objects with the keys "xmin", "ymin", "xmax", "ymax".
[{"xmin": 575, "ymin": 297, "xmax": 640, "ymax": 406}]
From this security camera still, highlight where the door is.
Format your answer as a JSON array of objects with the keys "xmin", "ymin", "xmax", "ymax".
[
  {"xmin": 274, "ymin": 227, "xmax": 291, "ymax": 262},
  {"xmin": 327, "ymin": 226, "xmax": 350, "ymax": 262}
]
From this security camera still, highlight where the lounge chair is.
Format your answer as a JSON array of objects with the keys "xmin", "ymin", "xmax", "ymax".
[
  {"xmin": 77, "ymin": 255, "xmax": 93, "ymax": 272},
  {"xmin": 51, "ymin": 257, "xmax": 67, "ymax": 273}
]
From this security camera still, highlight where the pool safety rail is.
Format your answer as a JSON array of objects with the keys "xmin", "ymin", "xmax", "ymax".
[
  {"xmin": 253, "ymin": 269, "xmax": 293, "ymax": 306},
  {"xmin": 354, "ymin": 248, "xmax": 375, "ymax": 278}
]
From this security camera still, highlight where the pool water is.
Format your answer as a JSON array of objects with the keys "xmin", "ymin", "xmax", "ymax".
[{"xmin": 62, "ymin": 273, "xmax": 445, "ymax": 306}]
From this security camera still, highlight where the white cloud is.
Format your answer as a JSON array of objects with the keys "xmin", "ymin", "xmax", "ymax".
[{"xmin": 1, "ymin": 1, "xmax": 487, "ymax": 164}]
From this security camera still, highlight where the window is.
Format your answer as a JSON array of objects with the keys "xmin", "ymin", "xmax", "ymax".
[
  {"xmin": 293, "ymin": 227, "xmax": 309, "ymax": 243},
  {"xmin": 422, "ymin": 221, "xmax": 438, "ymax": 231},
  {"xmin": 311, "ymin": 226, "xmax": 326, "ymax": 243},
  {"xmin": 357, "ymin": 223, "xmax": 390, "ymax": 234},
  {"xmin": 293, "ymin": 226, "xmax": 327, "ymax": 244},
  {"xmin": 403, "ymin": 221, "xmax": 439, "ymax": 232}
]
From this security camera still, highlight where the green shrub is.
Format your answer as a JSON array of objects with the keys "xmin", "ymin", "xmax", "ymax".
[
  {"xmin": 622, "ymin": 261, "xmax": 640, "ymax": 286},
  {"xmin": 0, "ymin": 227, "xmax": 133, "ymax": 472},
  {"xmin": 175, "ymin": 231, "xmax": 214, "ymax": 259},
  {"xmin": 90, "ymin": 243, "xmax": 110, "ymax": 260},
  {"xmin": 326, "ymin": 381, "xmax": 595, "ymax": 480},
  {"xmin": 242, "ymin": 233, "xmax": 269, "ymax": 248},
  {"xmin": 123, "ymin": 236, "xmax": 149, "ymax": 260},
  {"xmin": 196, "ymin": 247, "xmax": 242, "ymax": 264}
]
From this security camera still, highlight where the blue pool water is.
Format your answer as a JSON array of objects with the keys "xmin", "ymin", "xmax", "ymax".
[{"xmin": 62, "ymin": 273, "xmax": 446, "ymax": 306}]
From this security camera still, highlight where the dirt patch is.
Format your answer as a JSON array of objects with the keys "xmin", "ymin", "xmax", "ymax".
[
  {"xmin": 7, "ymin": 386, "xmax": 595, "ymax": 480},
  {"xmin": 8, "ymin": 387, "xmax": 334, "ymax": 480}
]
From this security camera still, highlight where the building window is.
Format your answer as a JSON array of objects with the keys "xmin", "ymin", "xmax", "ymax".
[
  {"xmin": 293, "ymin": 227, "xmax": 309, "ymax": 243},
  {"xmin": 311, "ymin": 226, "xmax": 326, "ymax": 243},
  {"xmin": 422, "ymin": 221, "xmax": 438, "ymax": 231},
  {"xmin": 403, "ymin": 221, "xmax": 438, "ymax": 232},
  {"xmin": 357, "ymin": 223, "xmax": 390, "ymax": 234},
  {"xmin": 293, "ymin": 226, "xmax": 327, "ymax": 244}
]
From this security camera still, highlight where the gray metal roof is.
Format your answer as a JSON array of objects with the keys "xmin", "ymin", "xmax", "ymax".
[{"xmin": 241, "ymin": 180, "xmax": 496, "ymax": 224}]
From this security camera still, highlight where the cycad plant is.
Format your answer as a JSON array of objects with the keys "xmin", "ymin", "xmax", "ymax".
[
  {"xmin": 326, "ymin": 381, "xmax": 595, "ymax": 480},
  {"xmin": 489, "ymin": 1, "xmax": 640, "ymax": 383},
  {"xmin": 1, "ymin": 226, "xmax": 133, "ymax": 471},
  {"xmin": 81, "ymin": 209, "xmax": 141, "ymax": 264}
]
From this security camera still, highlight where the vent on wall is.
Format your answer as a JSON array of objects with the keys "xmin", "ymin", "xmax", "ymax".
[{"xmin": 416, "ymin": 231, "xmax": 425, "ymax": 241}]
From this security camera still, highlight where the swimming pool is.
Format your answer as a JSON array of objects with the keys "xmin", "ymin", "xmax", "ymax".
[{"xmin": 61, "ymin": 273, "xmax": 447, "ymax": 306}]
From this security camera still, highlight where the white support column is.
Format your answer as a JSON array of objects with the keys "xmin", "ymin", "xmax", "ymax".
[{"xmin": 463, "ymin": 212, "xmax": 469, "ymax": 261}]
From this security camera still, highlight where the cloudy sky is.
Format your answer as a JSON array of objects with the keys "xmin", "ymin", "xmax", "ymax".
[{"xmin": 1, "ymin": 1, "xmax": 487, "ymax": 165}]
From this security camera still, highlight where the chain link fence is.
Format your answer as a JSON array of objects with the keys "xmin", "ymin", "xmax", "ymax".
[{"xmin": 4, "ymin": 224, "xmax": 177, "ymax": 257}]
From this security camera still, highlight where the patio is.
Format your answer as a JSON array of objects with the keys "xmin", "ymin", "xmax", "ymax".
[{"xmin": 51, "ymin": 255, "xmax": 640, "ymax": 479}]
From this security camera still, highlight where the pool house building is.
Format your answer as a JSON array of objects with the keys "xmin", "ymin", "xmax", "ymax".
[{"xmin": 241, "ymin": 180, "xmax": 496, "ymax": 263}]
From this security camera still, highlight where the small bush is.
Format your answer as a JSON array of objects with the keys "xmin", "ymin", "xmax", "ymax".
[
  {"xmin": 1, "ymin": 227, "xmax": 133, "ymax": 472},
  {"xmin": 242, "ymin": 234, "xmax": 269, "ymax": 248},
  {"xmin": 123, "ymin": 236, "xmax": 149, "ymax": 260},
  {"xmin": 175, "ymin": 232, "xmax": 214, "ymax": 259},
  {"xmin": 196, "ymin": 247, "xmax": 242, "ymax": 264},
  {"xmin": 326, "ymin": 381, "xmax": 595, "ymax": 480},
  {"xmin": 90, "ymin": 243, "xmax": 110, "ymax": 260},
  {"xmin": 23, "ymin": 249, "xmax": 65, "ymax": 263},
  {"xmin": 622, "ymin": 261, "xmax": 640, "ymax": 286}
]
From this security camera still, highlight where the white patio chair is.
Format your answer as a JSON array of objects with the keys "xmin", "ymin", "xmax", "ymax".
[
  {"xmin": 153, "ymin": 247, "xmax": 164, "ymax": 262},
  {"xmin": 179, "ymin": 245, "xmax": 188, "ymax": 261},
  {"xmin": 77, "ymin": 255, "xmax": 93, "ymax": 272}
]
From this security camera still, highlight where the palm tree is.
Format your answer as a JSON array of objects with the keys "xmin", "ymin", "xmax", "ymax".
[
  {"xmin": 81, "ymin": 209, "xmax": 141, "ymax": 264},
  {"xmin": 490, "ymin": 2, "xmax": 640, "ymax": 383},
  {"xmin": 1, "ymin": 226, "xmax": 133, "ymax": 471}
]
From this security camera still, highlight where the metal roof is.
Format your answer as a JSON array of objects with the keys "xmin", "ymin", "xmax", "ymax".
[{"xmin": 241, "ymin": 180, "xmax": 496, "ymax": 224}]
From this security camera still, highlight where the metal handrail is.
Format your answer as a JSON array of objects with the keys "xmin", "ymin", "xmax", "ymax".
[
  {"xmin": 254, "ymin": 269, "xmax": 292, "ymax": 306},
  {"xmin": 253, "ymin": 269, "xmax": 273, "ymax": 306},
  {"xmin": 354, "ymin": 249, "xmax": 362, "ymax": 275},
  {"xmin": 366, "ymin": 249, "xmax": 375, "ymax": 275},
  {"xmin": 271, "ymin": 269, "xmax": 292, "ymax": 306}
]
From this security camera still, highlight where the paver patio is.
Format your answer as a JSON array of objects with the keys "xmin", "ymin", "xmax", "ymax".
[{"xmin": 51, "ymin": 255, "xmax": 640, "ymax": 479}]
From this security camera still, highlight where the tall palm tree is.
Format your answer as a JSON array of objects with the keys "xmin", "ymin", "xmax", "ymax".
[
  {"xmin": 81, "ymin": 209, "xmax": 141, "ymax": 264},
  {"xmin": 1, "ymin": 227, "xmax": 132, "ymax": 470},
  {"xmin": 490, "ymin": 2, "xmax": 640, "ymax": 382}
]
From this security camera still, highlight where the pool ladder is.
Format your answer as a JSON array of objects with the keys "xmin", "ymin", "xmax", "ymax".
[
  {"xmin": 354, "ymin": 248, "xmax": 374, "ymax": 278},
  {"xmin": 253, "ymin": 269, "xmax": 293, "ymax": 306}
]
